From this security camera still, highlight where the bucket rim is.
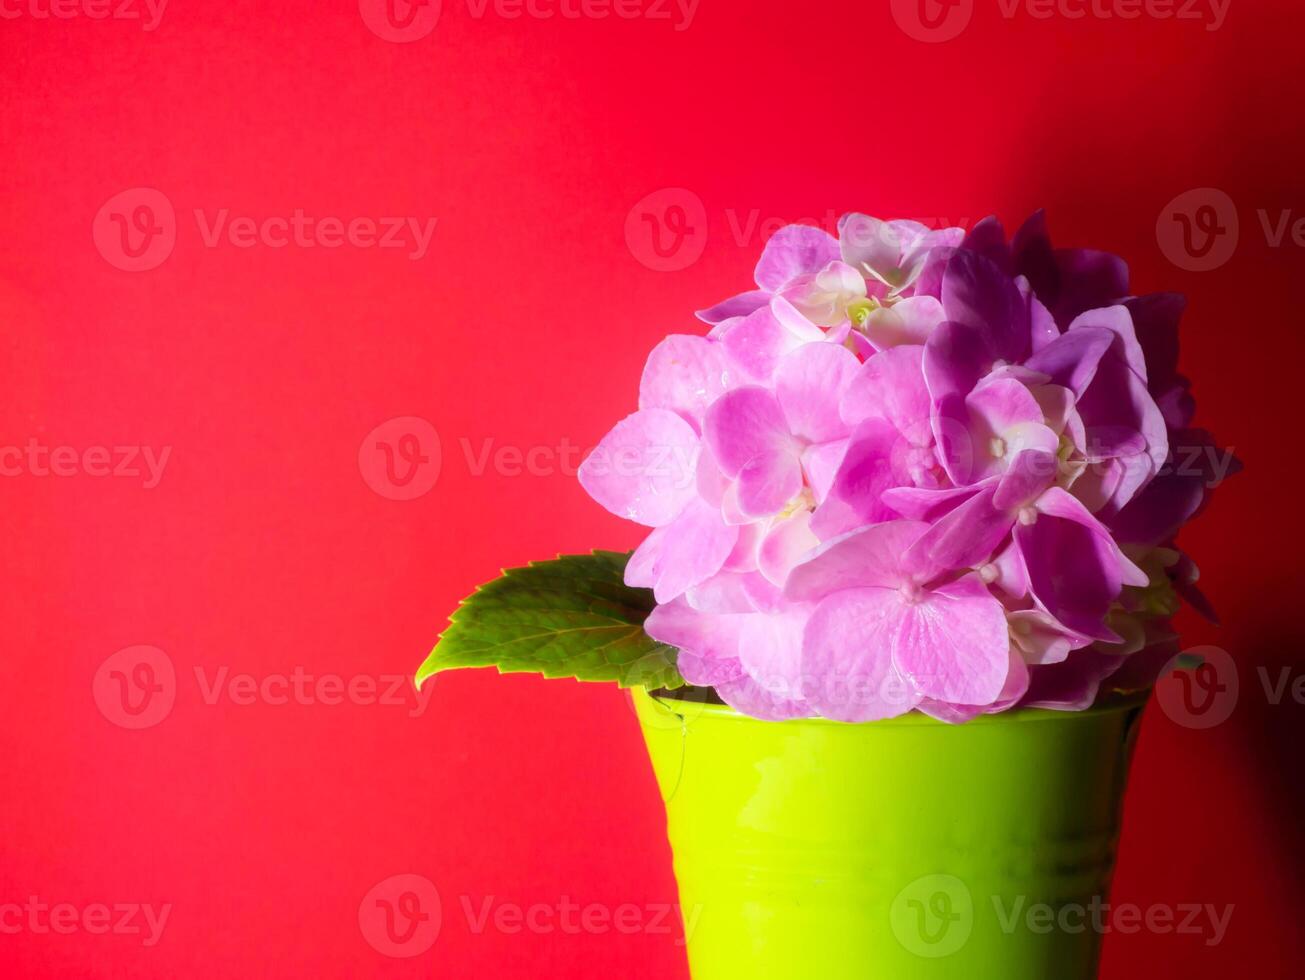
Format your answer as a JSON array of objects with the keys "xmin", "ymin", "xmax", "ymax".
[{"xmin": 636, "ymin": 686, "xmax": 1151, "ymax": 728}]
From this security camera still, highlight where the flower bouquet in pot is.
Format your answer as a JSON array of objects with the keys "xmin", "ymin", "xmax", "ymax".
[{"xmin": 418, "ymin": 211, "xmax": 1233, "ymax": 978}]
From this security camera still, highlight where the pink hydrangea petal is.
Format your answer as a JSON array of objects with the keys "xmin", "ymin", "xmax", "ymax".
[
  {"xmin": 999, "ymin": 422, "xmax": 1061, "ymax": 462},
  {"xmin": 881, "ymin": 483, "xmax": 980, "ymax": 521},
  {"xmin": 899, "ymin": 225, "xmax": 964, "ymax": 289},
  {"xmin": 720, "ymin": 521, "xmax": 762, "ymax": 573},
  {"xmin": 846, "ymin": 329, "xmax": 877, "ymax": 360},
  {"xmin": 1035, "ymin": 488, "xmax": 1148, "ymax": 586},
  {"xmin": 988, "ymin": 539, "xmax": 1030, "ymax": 598},
  {"xmin": 993, "ymin": 449, "xmax": 1059, "ymax": 511},
  {"xmin": 738, "ymin": 610, "xmax": 810, "ymax": 698},
  {"xmin": 825, "ymin": 321, "xmax": 852, "ymax": 346},
  {"xmin": 1020, "ymin": 652, "xmax": 1127, "ymax": 712},
  {"xmin": 754, "ymin": 225, "xmax": 840, "ymax": 293},
  {"xmin": 1016, "ymin": 488, "xmax": 1141, "ymax": 642},
  {"xmin": 715, "ymin": 673, "xmax": 814, "ymax": 721},
  {"xmin": 797, "ymin": 439, "xmax": 844, "ymax": 503},
  {"xmin": 800, "ymin": 588, "xmax": 924, "ymax": 722},
  {"xmin": 1032, "ymin": 383, "xmax": 1076, "ymax": 434},
  {"xmin": 940, "ymin": 247, "xmax": 1031, "ymax": 363},
  {"xmin": 920, "ymin": 646, "xmax": 1031, "ymax": 723},
  {"xmin": 718, "ymin": 298, "xmax": 822, "ymax": 382},
  {"xmin": 776, "ymin": 342, "xmax": 860, "ymax": 443},
  {"xmin": 1072, "ymin": 340, "xmax": 1168, "ymax": 515},
  {"xmin": 904, "ymin": 483, "xmax": 1012, "ymax": 575},
  {"xmin": 719, "ymin": 482, "xmax": 750, "ymax": 525},
  {"xmin": 577, "ymin": 409, "xmax": 699, "ymax": 527},
  {"xmin": 808, "ymin": 420, "xmax": 905, "ymax": 539},
  {"xmin": 694, "ymin": 445, "xmax": 730, "ymax": 507},
  {"xmin": 1068, "ymin": 456, "xmax": 1125, "ymax": 513},
  {"xmin": 990, "ymin": 647, "xmax": 1032, "ymax": 707},
  {"xmin": 1103, "ymin": 448, "xmax": 1156, "ymax": 516},
  {"xmin": 696, "ymin": 290, "xmax": 770, "ymax": 325},
  {"xmin": 1021, "ymin": 278, "xmax": 1061, "ymax": 352},
  {"xmin": 1016, "ymin": 516, "xmax": 1116, "ymax": 641},
  {"xmin": 740, "ymin": 571, "xmax": 785, "ymax": 613},
  {"xmin": 623, "ymin": 530, "xmax": 659, "ymax": 589},
  {"xmin": 841, "ymin": 344, "xmax": 931, "ymax": 432},
  {"xmin": 643, "ymin": 598, "xmax": 744, "ymax": 680},
  {"xmin": 1080, "ymin": 425, "xmax": 1147, "ymax": 462},
  {"xmin": 915, "ymin": 700, "xmax": 985, "ymax": 724},
  {"xmin": 718, "ymin": 304, "xmax": 795, "ymax": 383},
  {"xmin": 838, "ymin": 213, "xmax": 903, "ymax": 284},
  {"xmin": 887, "ymin": 218, "xmax": 932, "ymax": 242},
  {"xmin": 770, "ymin": 295, "xmax": 826, "ymax": 340},
  {"xmin": 966, "ymin": 377, "xmax": 1045, "ymax": 439},
  {"xmin": 706, "ymin": 314, "xmax": 743, "ymax": 340},
  {"xmin": 627, "ymin": 497, "xmax": 739, "ymax": 604},
  {"xmin": 964, "ymin": 377, "xmax": 1058, "ymax": 481},
  {"xmin": 1068, "ymin": 305, "xmax": 1148, "ymax": 383},
  {"xmin": 912, "ymin": 244, "xmax": 953, "ymax": 300},
  {"xmin": 785, "ymin": 520, "xmax": 929, "ymax": 601},
  {"xmin": 1107, "ymin": 430, "xmax": 1224, "ymax": 546},
  {"xmin": 859, "ymin": 308, "xmax": 906, "ymax": 350},
  {"xmin": 1022, "ymin": 327, "xmax": 1114, "ymax": 398},
  {"xmin": 780, "ymin": 261, "xmax": 867, "ymax": 327},
  {"xmin": 863, "ymin": 295, "xmax": 946, "ymax": 350},
  {"xmin": 991, "ymin": 422, "xmax": 1059, "ymax": 477},
  {"xmin": 758, "ymin": 510, "xmax": 819, "ymax": 588},
  {"xmin": 923, "ymin": 319, "xmax": 989, "ymax": 403},
  {"xmin": 821, "ymin": 259, "xmax": 872, "ymax": 296},
  {"xmin": 736, "ymin": 448, "xmax": 804, "ymax": 518},
  {"xmin": 639, "ymin": 335, "xmax": 732, "ymax": 424},
  {"xmin": 892, "ymin": 573, "xmax": 1011, "ymax": 706},
  {"xmin": 703, "ymin": 387, "xmax": 793, "ymax": 477},
  {"xmin": 1008, "ymin": 609, "xmax": 1090, "ymax": 666},
  {"xmin": 676, "ymin": 650, "xmax": 747, "ymax": 687},
  {"xmin": 923, "ymin": 322, "xmax": 990, "ymax": 483},
  {"xmin": 961, "ymin": 214, "xmax": 1011, "ymax": 269},
  {"xmin": 684, "ymin": 571, "xmax": 755, "ymax": 614},
  {"xmin": 907, "ymin": 226, "xmax": 965, "ymax": 269}
]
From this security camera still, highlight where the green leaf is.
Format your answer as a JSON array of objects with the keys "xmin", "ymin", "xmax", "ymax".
[{"xmin": 417, "ymin": 551, "xmax": 684, "ymax": 691}]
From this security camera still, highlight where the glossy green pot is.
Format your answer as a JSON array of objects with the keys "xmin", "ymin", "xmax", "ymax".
[{"xmin": 633, "ymin": 687, "xmax": 1148, "ymax": 979}]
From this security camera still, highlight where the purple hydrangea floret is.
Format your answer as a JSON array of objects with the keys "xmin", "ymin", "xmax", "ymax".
[{"xmin": 578, "ymin": 212, "xmax": 1235, "ymax": 722}]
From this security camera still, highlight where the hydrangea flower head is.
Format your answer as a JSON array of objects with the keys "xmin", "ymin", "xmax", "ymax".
[{"xmin": 578, "ymin": 211, "xmax": 1234, "ymax": 722}]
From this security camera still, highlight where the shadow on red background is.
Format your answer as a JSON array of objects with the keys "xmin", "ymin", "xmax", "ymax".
[{"xmin": 1, "ymin": 1, "xmax": 1302, "ymax": 977}]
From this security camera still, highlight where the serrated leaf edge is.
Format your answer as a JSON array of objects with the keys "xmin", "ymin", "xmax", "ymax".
[{"xmin": 415, "ymin": 551, "xmax": 682, "ymax": 691}]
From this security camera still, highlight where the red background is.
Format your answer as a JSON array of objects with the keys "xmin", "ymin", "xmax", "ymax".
[{"xmin": 2, "ymin": 0, "xmax": 1302, "ymax": 976}]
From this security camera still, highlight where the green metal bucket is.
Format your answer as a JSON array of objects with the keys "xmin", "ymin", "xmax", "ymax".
[{"xmin": 634, "ymin": 687, "xmax": 1148, "ymax": 979}]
